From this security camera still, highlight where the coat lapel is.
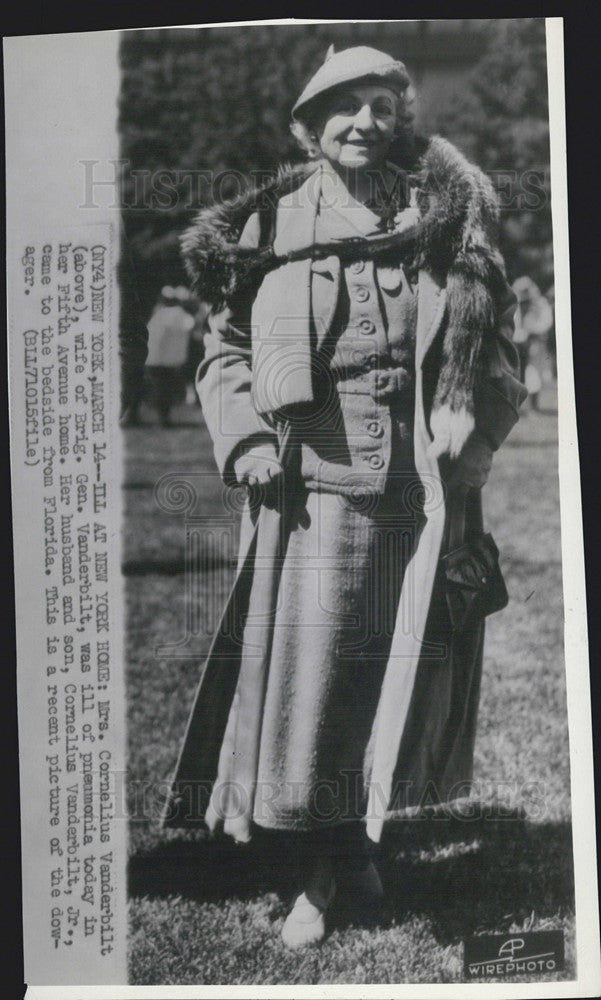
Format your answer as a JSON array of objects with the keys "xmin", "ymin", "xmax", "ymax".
[
  {"xmin": 252, "ymin": 166, "xmax": 343, "ymax": 411},
  {"xmin": 366, "ymin": 269, "xmax": 447, "ymax": 842},
  {"xmin": 416, "ymin": 269, "xmax": 447, "ymax": 369},
  {"xmin": 310, "ymin": 255, "xmax": 341, "ymax": 350},
  {"xmin": 272, "ymin": 166, "xmax": 321, "ymax": 255},
  {"xmin": 275, "ymin": 165, "xmax": 341, "ymax": 351},
  {"xmin": 251, "ymin": 171, "xmax": 320, "ymax": 414}
]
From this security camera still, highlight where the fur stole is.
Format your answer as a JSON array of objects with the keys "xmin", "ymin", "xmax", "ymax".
[{"xmin": 181, "ymin": 136, "xmax": 507, "ymax": 458}]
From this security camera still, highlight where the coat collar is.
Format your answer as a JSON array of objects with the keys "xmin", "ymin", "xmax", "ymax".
[
  {"xmin": 182, "ymin": 136, "xmax": 502, "ymax": 416},
  {"xmin": 249, "ymin": 163, "xmax": 446, "ymax": 412},
  {"xmin": 269, "ymin": 163, "xmax": 447, "ymax": 367},
  {"xmin": 270, "ymin": 165, "xmax": 343, "ymax": 349},
  {"xmin": 181, "ymin": 136, "xmax": 501, "ymax": 312},
  {"xmin": 272, "ymin": 165, "xmax": 320, "ymax": 255}
]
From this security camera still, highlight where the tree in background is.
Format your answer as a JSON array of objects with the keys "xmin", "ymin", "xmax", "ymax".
[
  {"xmin": 433, "ymin": 18, "xmax": 552, "ymax": 288},
  {"xmin": 119, "ymin": 22, "xmax": 424, "ymax": 321},
  {"xmin": 119, "ymin": 19, "xmax": 551, "ymax": 327}
]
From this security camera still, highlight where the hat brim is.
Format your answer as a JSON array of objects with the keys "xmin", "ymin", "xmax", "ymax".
[{"xmin": 292, "ymin": 68, "xmax": 410, "ymax": 121}]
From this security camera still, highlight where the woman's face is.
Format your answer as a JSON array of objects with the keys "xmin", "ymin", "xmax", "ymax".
[{"xmin": 315, "ymin": 84, "xmax": 397, "ymax": 171}]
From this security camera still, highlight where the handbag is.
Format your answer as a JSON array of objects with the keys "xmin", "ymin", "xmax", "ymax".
[{"xmin": 441, "ymin": 485, "xmax": 509, "ymax": 632}]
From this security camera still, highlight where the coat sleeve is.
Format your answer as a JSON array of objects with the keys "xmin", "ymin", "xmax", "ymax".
[
  {"xmin": 473, "ymin": 278, "xmax": 528, "ymax": 451},
  {"xmin": 196, "ymin": 212, "xmax": 279, "ymax": 483}
]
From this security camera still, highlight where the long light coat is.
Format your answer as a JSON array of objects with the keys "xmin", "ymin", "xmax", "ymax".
[{"xmin": 162, "ymin": 153, "xmax": 527, "ymax": 843}]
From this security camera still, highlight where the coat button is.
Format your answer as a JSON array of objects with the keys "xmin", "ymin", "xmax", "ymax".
[
  {"xmin": 366, "ymin": 420, "xmax": 384, "ymax": 438},
  {"xmin": 367, "ymin": 454, "xmax": 385, "ymax": 470},
  {"xmin": 359, "ymin": 319, "xmax": 376, "ymax": 335},
  {"xmin": 350, "ymin": 260, "xmax": 365, "ymax": 274},
  {"xmin": 355, "ymin": 286, "xmax": 370, "ymax": 302}
]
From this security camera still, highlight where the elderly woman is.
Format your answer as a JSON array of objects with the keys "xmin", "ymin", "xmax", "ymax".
[{"xmin": 162, "ymin": 45, "xmax": 526, "ymax": 948}]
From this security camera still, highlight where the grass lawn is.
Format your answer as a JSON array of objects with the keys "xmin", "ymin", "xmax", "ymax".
[{"xmin": 124, "ymin": 388, "xmax": 575, "ymax": 985}]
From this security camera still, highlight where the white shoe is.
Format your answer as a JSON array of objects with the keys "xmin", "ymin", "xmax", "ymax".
[{"xmin": 281, "ymin": 878, "xmax": 335, "ymax": 949}]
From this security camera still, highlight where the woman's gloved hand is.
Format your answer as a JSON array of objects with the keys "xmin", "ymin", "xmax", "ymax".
[
  {"xmin": 233, "ymin": 442, "xmax": 285, "ymax": 509},
  {"xmin": 446, "ymin": 429, "xmax": 494, "ymax": 489}
]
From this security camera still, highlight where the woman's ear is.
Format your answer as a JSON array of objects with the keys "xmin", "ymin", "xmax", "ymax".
[
  {"xmin": 395, "ymin": 87, "xmax": 416, "ymax": 134},
  {"xmin": 289, "ymin": 120, "xmax": 321, "ymax": 160}
]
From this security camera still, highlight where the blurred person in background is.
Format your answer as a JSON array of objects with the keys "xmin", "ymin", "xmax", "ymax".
[
  {"xmin": 145, "ymin": 285, "xmax": 195, "ymax": 426},
  {"xmin": 512, "ymin": 275, "xmax": 555, "ymax": 411},
  {"xmin": 162, "ymin": 44, "xmax": 526, "ymax": 948}
]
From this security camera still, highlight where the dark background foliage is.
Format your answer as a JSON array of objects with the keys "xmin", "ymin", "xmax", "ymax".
[{"xmin": 119, "ymin": 18, "xmax": 551, "ymax": 324}]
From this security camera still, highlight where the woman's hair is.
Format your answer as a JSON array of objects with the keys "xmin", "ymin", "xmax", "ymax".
[{"xmin": 290, "ymin": 78, "xmax": 416, "ymax": 161}]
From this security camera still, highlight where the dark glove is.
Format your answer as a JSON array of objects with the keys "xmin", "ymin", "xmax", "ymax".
[{"xmin": 447, "ymin": 429, "xmax": 494, "ymax": 490}]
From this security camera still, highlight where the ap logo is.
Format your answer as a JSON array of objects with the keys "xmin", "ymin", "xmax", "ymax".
[{"xmin": 498, "ymin": 938, "xmax": 525, "ymax": 960}]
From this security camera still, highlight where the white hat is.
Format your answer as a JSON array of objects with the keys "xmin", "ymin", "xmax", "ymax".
[{"xmin": 292, "ymin": 45, "xmax": 410, "ymax": 121}]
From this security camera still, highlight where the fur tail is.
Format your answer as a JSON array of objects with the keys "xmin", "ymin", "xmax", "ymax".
[{"xmin": 429, "ymin": 248, "xmax": 505, "ymax": 459}]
